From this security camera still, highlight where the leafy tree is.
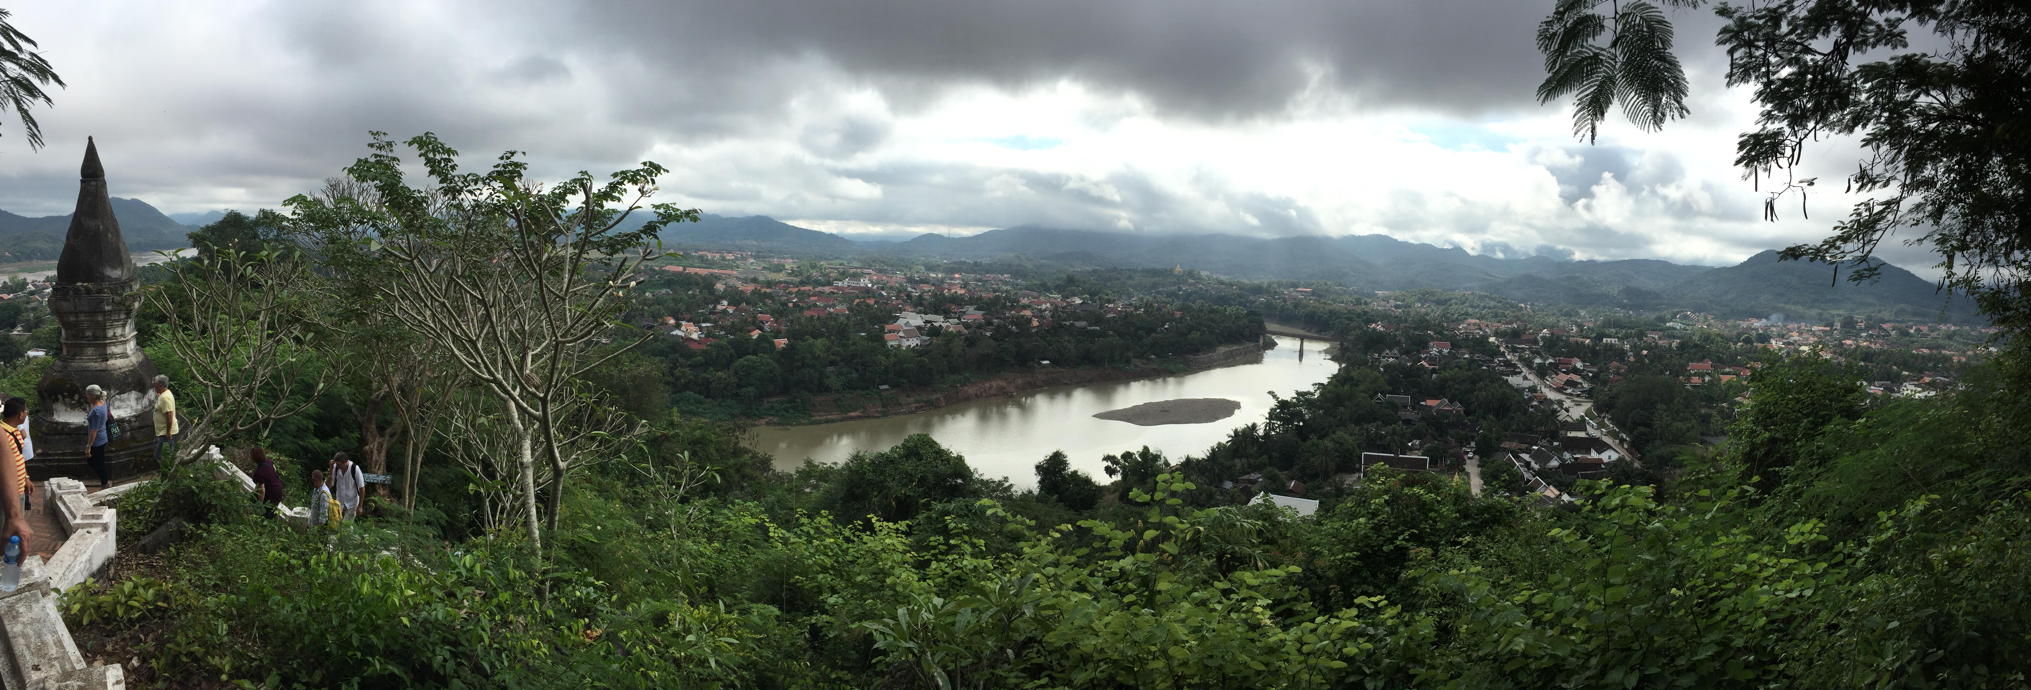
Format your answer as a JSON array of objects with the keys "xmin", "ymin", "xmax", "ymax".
[
  {"xmin": 0, "ymin": 9, "xmax": 62, "ymax": 152},
  {"xmin": 730, "ymin": 354, "xmax": 780, "ymax": 402},
  {"xmin": 1728, "ymin": 355, "xmax": 1866, "ymax": 486},
  {"xmin": 1101, "ymin": 446, "xmax": 1169, "ymax": 497},
  {"xmin": 1538, "ymin": 0, "xmax": 2031, "ymax": 332},
  {"xmin": 186, "ymin": 210, "xmax": 284, "ymax": 262},
  {"xmin": 1034, "ymin": 450, "xmax": 1102, "ymax": 510},
  {"xmin": 827, "ymin": 434, "xmax": 979, "ymax": 523},
  {"xmin": 1479, "ymin": 454, "xmax": 1525, "ymax": 496}
]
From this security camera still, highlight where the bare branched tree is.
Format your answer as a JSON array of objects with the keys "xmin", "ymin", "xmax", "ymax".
[
  {"xmin": 142, "ymin": 247, "xmax": 338, "ymax": 461},
  {"xmin": 439, "ymin": 388, "xmax": 641, "ymax": 537},
  {"xmin": 286, "ymin": 132, "xmax": 695, "ymax": 550}
]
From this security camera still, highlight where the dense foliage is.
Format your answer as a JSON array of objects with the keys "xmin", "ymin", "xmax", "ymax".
[{"xmin": 73, "ymin": 322, "xmax": 2030, "ymax": 687}]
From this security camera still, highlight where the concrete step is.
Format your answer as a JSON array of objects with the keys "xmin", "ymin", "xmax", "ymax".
[{"xmin": 0, "ymin": 584, "xmax": 84, "ymax": 689}]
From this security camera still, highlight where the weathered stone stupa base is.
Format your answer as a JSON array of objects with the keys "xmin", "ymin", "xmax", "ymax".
[{"xmin": 29, "ymin": 356, "xmax": 161, "ymax": 481}]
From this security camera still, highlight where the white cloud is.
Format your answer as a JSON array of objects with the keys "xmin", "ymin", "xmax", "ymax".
[{"xmin": 0, "ymin": 0, "xmax": 1943, "ymax": 276}]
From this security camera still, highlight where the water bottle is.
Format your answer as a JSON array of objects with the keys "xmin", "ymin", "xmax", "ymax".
[{"xmin": 1, "ymin": 535, "xmax": 20, "ymax": 592}]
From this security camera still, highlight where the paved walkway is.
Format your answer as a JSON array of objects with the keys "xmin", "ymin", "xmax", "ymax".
[
  {"xmin": 23, "ymin": 475, "xmax": 150, "ymax": 559},
  {"xmin": 1465, "ymin": 456, "xmax": 1483, "ymax": 497},
  {"xmin": 23, "ymin": 491, "xmax": 63, "ymax": 559}
]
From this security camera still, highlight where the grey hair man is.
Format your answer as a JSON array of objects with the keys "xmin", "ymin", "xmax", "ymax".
[
  {"xmin": 151, "ymin": 375, "xmax": 178, "ymax": 463},
  {"xmin": 82, "ymin": 385, "xmax": 111, "ymax": 489}
]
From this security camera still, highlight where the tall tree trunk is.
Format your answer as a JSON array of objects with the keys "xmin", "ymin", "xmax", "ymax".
[
  {"xmin": 390, "ymin": 379, "xmax": 431, "ymax": 511},
  {"xmin": 357, "ymin": 396, "xmax": 395, "ymax": 502},
  {"xmin": 509, "ymin": 411, "xmax": 542, "ymax": 550},
  {"xmin": 540, "ymin": 411, "xmax": 567, "ymax": 539},
  {"xmin": 400, "ymin": 424, "xmax": 425, "ymax": 511}
]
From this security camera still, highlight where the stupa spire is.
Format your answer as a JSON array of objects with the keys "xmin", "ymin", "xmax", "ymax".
[
  {"xmin": 81, "ymin": 136, "xmax": 104, "ymax": 178},
  {"xmin": 55, "ymin": 136, "xmax": 135, "ymax": 285}
]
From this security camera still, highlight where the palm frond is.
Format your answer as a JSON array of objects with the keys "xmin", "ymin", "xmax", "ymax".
[
  {"xmin": 0, "ymin": 9, "xmax": 65, "ymax": 151},
  {"xmin": 1536, "ymin": 0, "xmax": 1692, "ymax": 143}
]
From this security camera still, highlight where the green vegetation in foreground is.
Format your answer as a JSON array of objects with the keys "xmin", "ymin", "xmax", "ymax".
[{"xmin": 74, "ymin": 341, "xmax": 2031, "ymax": 687}]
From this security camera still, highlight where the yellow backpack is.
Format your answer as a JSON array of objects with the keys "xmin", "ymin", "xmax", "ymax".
[{"xmin": 323, "ymin": 492, "xmax": 342, "ymax": 529}]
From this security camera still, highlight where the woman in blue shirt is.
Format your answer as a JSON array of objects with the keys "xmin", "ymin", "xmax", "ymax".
[{"xmin": 82, "ymin": 385, "xmax": 111, "ymax": 490}]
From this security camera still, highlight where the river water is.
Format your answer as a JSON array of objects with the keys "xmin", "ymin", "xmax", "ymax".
[
  {"xmin": 748, "ymin": 336, "xmax": 1339, "ymax": 488},
  {"xmin": 1, "ymin": 248, "xmax": 191, "ymax": 282}
]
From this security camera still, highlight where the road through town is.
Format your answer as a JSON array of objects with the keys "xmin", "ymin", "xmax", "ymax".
[{"xmin": 1502, "ymin": 347, "xmax": 1641, "ymax": 463}]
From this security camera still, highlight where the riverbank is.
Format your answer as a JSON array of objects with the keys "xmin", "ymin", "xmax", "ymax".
[{"xmin": 763, "ymin": 339, "xmax": 1272, "ymax": 425}]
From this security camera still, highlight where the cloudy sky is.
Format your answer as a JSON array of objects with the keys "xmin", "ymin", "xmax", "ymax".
[{"xmin": 0, "ymin": 0, "xmax": 1940, "ymax": 271}]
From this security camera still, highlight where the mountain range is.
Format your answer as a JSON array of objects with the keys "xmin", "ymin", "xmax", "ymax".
[
  {"xmin": 0, "ymin": 199, "xmax": 1979, "ymax": 322},
  {"xmin": 660, "ymin": 215, "xmax": 1979, "ymax": 323},
  {"xmin": 0, "ymin": 198, "xmax": 191, "ymax": 263}
]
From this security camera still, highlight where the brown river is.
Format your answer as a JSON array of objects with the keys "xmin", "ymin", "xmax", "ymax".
[{"xmin": 746, "ymin": 335, "xmax": 1339, "ymax": 488}]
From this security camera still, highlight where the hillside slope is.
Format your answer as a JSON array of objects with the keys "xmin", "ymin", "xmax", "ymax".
[
  {"xmin": 0, "ymin": 198, "xmax": 189, "ymax": 262},
  {"xmin": 1669, "ymin": 250, "xmax": 1975, "ymax": 321}
]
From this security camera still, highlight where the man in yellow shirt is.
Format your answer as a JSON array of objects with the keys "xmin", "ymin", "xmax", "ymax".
[
  {"xmin": 152, "ymin": 374, "xmax": 179, "ymax": 463},
  {"xmin": 0, "ymin": 398, "xmax": 35, "ymax": 545}
]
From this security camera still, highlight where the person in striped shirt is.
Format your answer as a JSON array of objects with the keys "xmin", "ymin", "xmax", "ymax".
[{"xmin": 0, "ymin": 398, "xmax": 34, "ymax": 545}]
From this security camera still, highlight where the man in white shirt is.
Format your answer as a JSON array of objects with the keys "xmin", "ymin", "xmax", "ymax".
[{"xmin": 328, "ymin": 452, "xmax": 365, "ymax": 519}]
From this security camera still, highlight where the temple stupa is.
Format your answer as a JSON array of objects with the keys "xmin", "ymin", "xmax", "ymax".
[{"xmin": 29, "ymin": 138, "xmax": 163, "ymax": 480}]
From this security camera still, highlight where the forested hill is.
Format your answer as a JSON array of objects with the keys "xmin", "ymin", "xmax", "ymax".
[
  {"xmin": 1672, "ymin": 250, "xmax": 1971, "ymax": 323},
  {"xmin": 648, "ymin": 215, "xmax": 1981, "ymax": 322},
  {"xmin": 0, "ymin": 197, "xmax": 189, "ymax": 262}
]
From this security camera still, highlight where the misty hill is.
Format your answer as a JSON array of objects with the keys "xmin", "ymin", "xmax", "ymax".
[
  {"xmin": 168, "ymin": 209, "xmax": 231, "ymax": 226},
  {"xmin": 640, "ymin": 214, "xmax": 1983, "ymax": 322},
  {"xmin": 899, "ymin": 227, "xmax": 1384, "ymax": 284},
  {"xmin": 648, "ymin": 213, "xmax": 855, "ymax": 253},
  {"xmin": 0, "ymin": 198, "xmax": 190, "ymax": 263},
  {"xmin": 878, "ymin": 225, "xmax": 1973, "ymax": 321}
]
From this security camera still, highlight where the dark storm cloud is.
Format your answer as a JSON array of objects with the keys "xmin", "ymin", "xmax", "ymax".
[
  {"xmin": 566, "ymin": 0, "xmax": 1557, "ymax": 120},
  {"xmin": 800, "ymin": 116, "xmax": 891, "ymax": 158}
]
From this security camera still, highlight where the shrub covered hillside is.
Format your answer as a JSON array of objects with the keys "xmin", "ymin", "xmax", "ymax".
[{"xmin": 74, "ymin": 342, "xmax": 2031, "ymax": 688}]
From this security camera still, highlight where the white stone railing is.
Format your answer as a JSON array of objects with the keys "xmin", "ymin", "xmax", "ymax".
[
  {"xmin": 42, "ymin": 479, "xmax": 115, "ymax": 595},
  {"xmin": 196, "ymin": 447, "xmax": 310, "ymax": 526},
  {"xmin": 0, "ymin": 478, "xmax": 125, "ymax": 689},
  {"xmin": 0, "ymin": 446, "xmax": 317, "ymax": 690}
]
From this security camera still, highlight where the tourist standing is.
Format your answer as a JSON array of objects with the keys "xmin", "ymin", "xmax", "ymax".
[
  {"xmin": 82, "ymin": 385, "xmax": 112, "ymax": 489},
  {"xmin": 151, "ymin": 375, "xmax": 178, "ymax": 463},
  {"xmin": 0, "ymin": 395, "xmax": 35, "ymax": 523},
  {"xmin": 308, "ymin": 469, "xmax": 333, "ymax": 528},
  {"xmin": 248, "ymin": 448, "xmax": 283, "ymax": 519},
  {"xmin": 328, "ymin": 452, "xmax": 364, "ymax": 520},
  {"xmin": 0, "ymin": 399, "xmax": 33, "ymax": 547}
]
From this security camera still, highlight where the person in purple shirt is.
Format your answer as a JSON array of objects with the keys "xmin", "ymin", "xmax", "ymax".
[{"xmin": 247, "ymin": 448, "xmax": 284, "ymax": 518}]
